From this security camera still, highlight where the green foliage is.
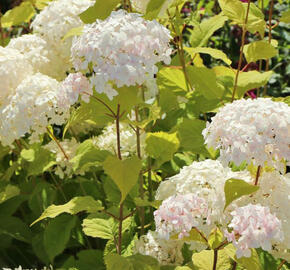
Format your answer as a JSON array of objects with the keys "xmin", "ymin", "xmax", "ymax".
[
  {"xmin": 192, "ymin": 249, "xmax": 232, "ymax": 270},
  {"xmin": 189, "ymin": 14, "xmax": 227, "ymax": 47},
  {"xmin": 280, "ymin": 10, "xmax": 290, "ymax": 23},
  {"xmin": 105, "ymin": 253, "xmax": 160, "ymax": 270},
  {"xmin": 1, "ymin": 1, "xmax": 35, "ymax": 27},
  {"xmin": 171, "ymin": 228, "xmax": 208, "ymax": 245},
  {"xmin": 208, "ymin": 228, "xmax": 223, "ymax": 250},
  {"xmin": 145, "ymin": 132, "xmax": 180, "ymax": 166},
  {"xmin": 103, "ymin": 156, "xmax": 142, "ymax": 203},
  {"xmin": 184, "ymin": 47, "xmax": 232, "ymax": 65},
  {"xmin": 244, "ymin": 40, "xmax": 278, "ymax": 63},
  {"xmin": 0, "ymin": 184, "xmax": 20, "ymax": 204},
  {"xmin": 62, "ymin": 26, "xmax": 84, "ymax": 41},
  {"xmin": 79, "ymin": 0, "xmax": 120, "ymax": 23},
  {"xmin": 32, "ymin": 196, "xmax": 103, "ymax": 225},
  {"xmin": 145, "ymin": 0, "xmax": 168, "ymax": 19},
  {"xmin": 224, "ymin": 178, "xmax": 259, "ymax": 209},
  {"xmin": 44, "ymin": 215, "xmax": 77, "ymax": 262}
]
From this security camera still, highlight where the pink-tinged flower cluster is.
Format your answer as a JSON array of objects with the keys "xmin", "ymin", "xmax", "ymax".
[
  {"xmin": 202, "ymin": 98, "xmax": 290, "ymax": 169},
  {"xmin": 71, "ymin": 10, "xmax": 172, "ymax": 100},
  {"xmin": 225, "ymin": 204, "xmax": 284, "ymax": 258},
  {"xmin": 154, "ymin": 193, "xmax": 208, "ymax": 240},
  {"xmin": 58, "ymin": 73, "xmax": 92, "ymax": 109}
]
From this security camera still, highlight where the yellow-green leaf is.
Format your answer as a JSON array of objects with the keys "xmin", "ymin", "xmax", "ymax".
[
  {"xmin": 224, "ymin": 178, "xmax": 259, "ymax": 210},
  {"xmin": 280, "ymin": 10, "xmax": 290, "ymax": 23},
  {"xmin": 145, "ymin": 0, "xmax": 167, "ymax": 19},
  {"xmin": 145, "ymin": 132, "xmax": 180, "ymax": 166},
  {"xmin": 62, "ymin": 26, "xmax": 83, "ymax": 41},
  {"xmin": 184, "ymin": 47, "xmax": 232, "ymax": 65},
  {"xmin": 244, "ymin": 40, "xmax": 278, "ymax": 63},
  {"xmin": 31, "ymin": 196, "xmax": 103, "ymax": 225},
  {"xmin": 79, "ymin": 0, "xmax": 120, "ymax": 23},
  {"xmin": 82, "ymin": 217, "xmax": 117, "ymax": 239},
  {"xmin": 1, "ymin": 2, "xmax": 35, "ymax": 28},
  {"xmin": 103, "ymin": 156, "xmax": 142, "ymax": 203},
  {"xmin": 208, "ymin": 228, "xmax": 224, "ymax": 249},
  {"xmin": 0, "ymin": 185, "xmax": 20, "ymax": 204},
  {"xmin": 192, "ymin": 249, "xmax": 232, "ymax": 270},
  {"xmin": 171, "ymin": 228, "xmax": 208, "ymax": 244}
]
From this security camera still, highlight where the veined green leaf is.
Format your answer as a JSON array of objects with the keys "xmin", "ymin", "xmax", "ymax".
[
  {"xmin": 184, "ymin": 47, "xmax": 232, "ymax": 65},
  {"xmin": 31, "ymin": 196, "xmax": 103, "ymax": 225},
  {"xmin": 103, "ymin": 156, "xmax": 142, "ymax": 203},
  {"xmin": 145, "ymin": 132, "xmax": 180, "ymax": 166},
  {"xmin": 244, "ymin": 40, "xmax": 277, "ymax": 63},
  {"xmin": 1, "ymin": 2, "xmax": 35, "ymax": 27},
  {"xmin": 79, "ymin": 0, "xmax": 120, "ymax": 23},
  {"xmin": 280, "ymin": 10, "xmax": 290, "ymax": 23},
  {"xmin": 145, "ymin": 0, "xmax": 167, "ymax": 20},
  {"xmin": 82, "ymin": 217, "xmax": 117, "ymax": 239},
  {"xmin": 224, "ymin": 178, "xmax": 259, "ymax": 210}
]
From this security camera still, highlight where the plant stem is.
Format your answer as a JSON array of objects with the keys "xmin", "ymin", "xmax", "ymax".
[
  {"xmin": 46, "ymin": 127, "xmax": 69, "ymax": 160},
  {"xmin": 213, "ymin": 249, "xmax": 218, "ymax": 270},
  {"xmin": 277, "ymin": 259, "xmax": 286, "ymax": 270},
  {"xmin": 135, "ymin": 107, "xmax": 145, "ymax": 235},
  {"xmin": 263, "ymin": 0, "xmax": 274, "ymax": 96},
  {"xmin": 232, "ymin": 261, "xmax": 237, "ymax": 270},
  {"xmin": 116, "ymin": 104, "xmax": 124, "ymax": 255},
  {"xmin": 254, "ymin": 165, "xmax": 261, "ymax": 186},
  {"xmin": 231, "ymin": 0, "xmax": 251, "ymax": 102}
]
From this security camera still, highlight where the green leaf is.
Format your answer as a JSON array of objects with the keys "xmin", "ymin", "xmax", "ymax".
[
  {"xmin": 82, "ymin": 217, "xmax": 116, "ymax": 239},
  {"xmin": 103, "ymin": 156, "xmax": 142, "ymax": 203},
  {"xmin": 44, "ymin": 215, "xmax": 77, "ymax": 262},
  {"xmin": 157, "ymin": 67, "xmax": 189, "ymax": 93},
  {"xmin": 187, "ymin": 66, "xmax": 225, "ymax": 99},
  {"xmin": 79, "ymin": 0, "xmax": 120, "ymax": 23},
  {"xmin": 224, "ymin": 244, "xmax": 262, "ymax": 270},
  {"xmin": 208, "ymin": 228, "xmax": 223, "ymax": 250},
  {"xmin": 171, "ymin": 228, "xmax": 208, "ymax": 245},
  {"xmin": 218, "ymin": 0, "xmax": 266, "ymax": 36},
  {"xmin": 1, "ymin": 1, "xmax": 35, "ymax": 27},
  {"xmin": 75, "ymin": 250, "xmax": 105, "ymax": 270},
  {"xmin": 189, "ymin": 14, "xmax": 227, "ymax": 47},
  {"xmin": 0, "ymin": 184, "xmax": 20, "ymax": 204},
  {"xmin": 184, "ymin": 47, "xmax": 232, "ymax": 65},
  {"xmin": 0, "ymin": 216, "xmax": 32, "ymax": 243},
  {"xmin": 145, "ymin": 0, "xmax": 167, "ymax": 19},
  {"xmin": 105, "ymin": 254, "xmax": 160, "ymax": 270},
  {"xmin": 145, "ymin": 132, "xmax": 180, "ymax": 166},
  {"xmin": 280, "ymin": 10, "xmax": 290, "ymax": 23},
  {"xmin": 21, "ymin": 144, "xmax": 55, "ymax": 176},
  {"xmin": 224, "ymin": 178, "xmax": 259, "ymax": 210},
  {"xmin": 177, "ymin": 118, "xmax": 206, "ymax": 153},
  {"xmin": 70, "ymin": 139, "xmax": 111, "ymax": 172},
  {"xmin": 244, "ymin": 40, "xmax": 278, "ymax": 63},
  {"xmin": 31, "ymin": 196, "xmax": 103, "ymax": 225},
  {"xmin": 62, "ymin": 26, "xmax": 83, "ymax": 41},
  {"xmin": 236, "ymin": 71, "xmax": 273, "ymax": 98},
  {"xmin": 192, "ymin": 249, "xmax": 232, "ymax": 270}
]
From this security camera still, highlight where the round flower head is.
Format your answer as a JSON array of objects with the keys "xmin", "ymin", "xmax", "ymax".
[
  {"xmin": 71, "ymin": 10, "xmax": 172, "ymax": 99},
  {"xmin": 225, "ymin": 204, "xmax": 283, "ymax": 258},
  {"xmin": 0, "ymin": 47, "xmax": 33, "ymax": 105},
  {"xmin": 156, "ymin": 159, "xmax": 252, "ymax": 226},
  {"xmin": 154, "ymin": 193, "xmax": 208, "ymax": 239},
  {"xmin": 202, "ymin": 98, "xmax": 290, "ymax": 169},
  {"xmin": 7, "ymin": 34, "xmax": 49, "ymax": 73},
  {"xmin": 134, "ymin": 231, "xmax": 184, "ymax": 265},
  {"xmin": 0, "ymin": 73, "xmax": 86, "ymax": 146},
  {"xmin": 31, "ymin": 0, "xmax": 94, "ymax": 79},
  {"xmin": 238, "ymin": 171, "xmax": 290, "ymax": 261},
  {"xmin": 92, "ymin": 122, "xmax": 146, "ymax": 157}
]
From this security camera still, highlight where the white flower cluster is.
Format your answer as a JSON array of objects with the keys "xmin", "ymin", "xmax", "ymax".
[
  {"xmin": 156, "ymin": 159, "xmax": 252, "ymax": 226},
  {"xmin": 44, "ymin": 138, "xmax": 80, "ymax": 179},
  {"xmin": 31, "ymin": 0, "xmax": 94, "ymax": 80},
  {"xmin": 71, "ymin": 10, "xmax": 172, "ymax": 99},
  {"xmin": 154, "ymin": 193, "xmax": 209, "ymax": 239},
  {"xmin": 0, "ymin": 47, "xmax": 33, "ymax": 105},
  {"xmin": 238, "ymin": 171, "xmax": 290, "ymax": 261},
  {"xmin": 225, "ymin": 204, "xmax": 283, "ymax": 258},
  {"xmin": 0, "ymin": 73, "xmax": 91, "ymax": 146},
  {"xmin": 7, "ymin": 34, "xmax": 49, "ymax": 75},
  {"xmin": 134, "ymin": 231, "xmax": 184, "ymax": 265},
  {"xmin": 93, "ymin": 122, "xmax": 146, "ymax": 157},
  {"xmin": 202, "ymin": 98, "xmax": 290, "ymax": 169}
]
